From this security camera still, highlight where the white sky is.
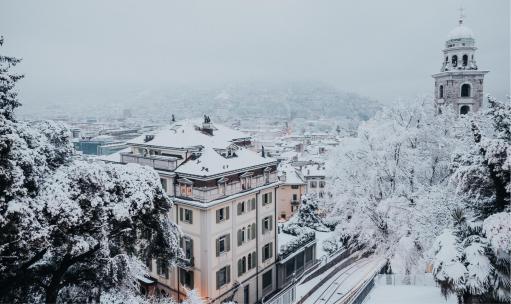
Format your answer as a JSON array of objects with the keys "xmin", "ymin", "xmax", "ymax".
[{"xmin": 1, "ymin": 0, "xmax": 509, "ymax": 105}]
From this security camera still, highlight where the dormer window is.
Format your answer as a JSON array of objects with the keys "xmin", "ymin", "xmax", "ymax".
[
  {"xmin": 178, "ymin": 178, "xmax": 193, "ymax": 197},
  {"xmin": 240, "ymin": 172, "xmax": 253, "ymax": 190}
]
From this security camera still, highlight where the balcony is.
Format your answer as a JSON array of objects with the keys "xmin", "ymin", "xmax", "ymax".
[
  {"xmin": 176, "ymin": 172, "xmax": 278, "ymax": 203},
  {"xmin": 120, "ymin": 152, "xmax": 178, "ymax": 171},
  {"xmin": 291, "ymin": 199, "xmax": 300, "ymax": 205}
]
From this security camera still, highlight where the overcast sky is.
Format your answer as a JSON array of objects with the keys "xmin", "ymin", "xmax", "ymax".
[{"xmin": 1, "ymin": 0, "xmax": 509, "ymax": 106}]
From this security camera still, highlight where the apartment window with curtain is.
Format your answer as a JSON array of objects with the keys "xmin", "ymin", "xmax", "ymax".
[
  {"xmin": 262, "ymin": 216, "xmax": 273, "ymax": 234},
  {"xmin": 216, "ymin": 206, "xmax": 230, "ymax": 223},
  {"xmin": 262, "ymin": 192, "xmax": 272, "ymax": 205},
  {"xmin": 262, "ymin": 242, "xmax": 273, "ymax": 262}
]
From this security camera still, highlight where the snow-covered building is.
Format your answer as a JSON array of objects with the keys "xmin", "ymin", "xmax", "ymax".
[
  {"xmin": 432, "ymin": 10, "xmax": 489, "ymax": 114},
  {"xmin": 103, "ymin": 117, "xmax": 305, "ymax": 303},
  {"xmin": 276, "ymin": 164, "xmax": 306, "ymax": 221}
]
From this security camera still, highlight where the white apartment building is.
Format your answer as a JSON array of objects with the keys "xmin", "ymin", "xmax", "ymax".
[{"xmin": 105, "ymin": 118, "xmax": 281, "ymax": 303}]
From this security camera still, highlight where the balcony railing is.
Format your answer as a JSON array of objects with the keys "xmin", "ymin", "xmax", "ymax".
[
  {"xmin": 176, "ymin": 172, "xmax": 278, "ymax": 203},
  {"xmin": 120, "ymin": 152, "xmax": 178, "ymax": 171}
]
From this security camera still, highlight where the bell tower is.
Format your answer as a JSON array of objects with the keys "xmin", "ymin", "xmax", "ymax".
[{"xmin": 432, "ymin": 8, "xmax": 489, "ymax": 114}]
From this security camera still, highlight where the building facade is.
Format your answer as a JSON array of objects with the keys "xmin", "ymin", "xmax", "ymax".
[
  {"xmin": 432, "ymin": 12, "xmax": 488, "ymax": 114},
  {"xmin": 108, "ymin": 118, "xmax": 283, "ymax": 303}
]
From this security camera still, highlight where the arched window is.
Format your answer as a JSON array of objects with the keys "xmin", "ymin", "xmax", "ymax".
[
  {"xmin": 462, "ymin": 54, "xmax": 468, "ymax": 66},
  {"xmin": 460, "ymin": 105, "xmax": 470, "ymax": 115},
  {"xmin": 461, "ymin": 84, "xmax": 471, "ymax": 97},
  {"xmin": 439, "ymin": 85, "xmax": 444, "ymax": 98},
  {"xmin": 452, "ymin": 55, "xmax": 458, "ymax": 67},
  {"xmin": 445, "ymin": 56, "xmax": 449, "ymax": 63}
]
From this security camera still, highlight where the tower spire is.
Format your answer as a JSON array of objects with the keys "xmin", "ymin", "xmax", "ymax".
[{"xmin": 458, "ymin": 5, "xmax": 465, "ymax": 25}]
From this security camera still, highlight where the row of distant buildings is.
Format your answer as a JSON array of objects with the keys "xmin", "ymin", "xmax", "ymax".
[{"xmin": 100, "ymin": 117, "xmax": 331, "ymax": 303}]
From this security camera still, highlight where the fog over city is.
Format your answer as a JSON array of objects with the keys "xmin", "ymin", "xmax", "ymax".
[{"xmin": 0, "ymin": 0, "xmax": 509, "ymax": 111}]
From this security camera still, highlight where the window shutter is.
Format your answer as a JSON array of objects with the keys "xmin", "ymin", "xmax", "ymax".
[
  {"xmin": 189, "ymin": 210, "xmax": 193, "ymax": 224},
  {"xmin": 237, "ymin": 203, "xmax": 241, "ymax": 215},
  {"xmin": 190, "ymin": 271, "xmax": 194, "ymax": 289},
  {"xmin": 252, "ymin": 223, "xmax": 256, "ymax": 239},
  {"xmin": 237, "ymin": 230, "xmax": 242, "ymax": 246},
  {"xmin": 252, "ymin": 251, "xmax": 257, "ymax": 268},
  {"xmin": 238, "ymin": 259, "xmax": 242, "ymax": 276},
  {"xmin": 216, "ymin": 270, "xmax": 220, "ymax": 289},
  {"xmin": 225, "ymin": 234, "xmax": 231, "ymax": 252},
  {"xmin": 216, "ymin": 239, "xmax": 220, "ymax": 257},
  {"xmin": 216, "ymin": 209, "xmax": 220, "ymax": 223},
  {"xmin": 270, "ymin": 242, "xmax": 273, "ymax": 258},
  {"xmin": 179, "ymin": 208, "xmax": 183, "ymax": 221},
  {"xmin": 226, "ymin": 265, "xmax": 231, "ymax": 283},
  {"xmin": 251, "ymin": 198, "xmax": 255, "ymax": 210},
  {"xmin": 269, "ymin": 192, "xmax": 272, "ymax": 203},
  {"xmin": 269, "ymin": 217, "xmax": 273, "ymax": 231},
  {"xmin": 190, "ymin": 238, "xmax": 194, "ymax": 257},
  {"xmin": 225, "ymin": 206, "xmax": 230, "ymax": 220}
]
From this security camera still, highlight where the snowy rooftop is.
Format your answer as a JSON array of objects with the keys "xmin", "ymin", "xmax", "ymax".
[
  {"xmin": 279, "ymin": 164, "xmax": 306, "ymax": 185},
  {"xmin": 447, "ymin": 23, "xmax": 474, "ymax": 40},
  {"xmin": 127, "ymin": 120, "xmax": 250, "ymax": 150},
  {"xmin": 175, "ymin": 146, "xmax": 276, "ymax": 177}
]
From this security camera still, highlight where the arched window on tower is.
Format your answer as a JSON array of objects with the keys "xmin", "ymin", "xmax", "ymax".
[
  {"xmin": 462, "ymin": 55, "xmax": 468, "ymax": 66},
  {"xmin": 461, "ymin": 84, "xmax": 471, "ymax": 97},
  {"xmin": 439, "ymin": 85, "xmax": 444, "ymax": 98},
  {"xmin": 452, "ymin": 55, "xmax": 458, "ymax": 67},
  {"xmin": 460, "ymin": 105, "xmax": 470, "ymax": 115}
]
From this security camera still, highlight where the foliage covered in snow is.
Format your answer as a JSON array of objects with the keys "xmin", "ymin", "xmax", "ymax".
[
  {"xmin": 325, "ymin": 98, "xmax": 469, "ymax": 274},
  {"xmin": 432, "ymin": 97, "xmax": 510, "ymax": 303},
  {"xmin": 0, "ymin": 39, "xmax": 182, "ymax": 304}
]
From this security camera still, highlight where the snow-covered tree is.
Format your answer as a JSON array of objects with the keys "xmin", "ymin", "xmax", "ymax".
[
  {"xmin": 0, "ymin": 38, "xmax": 181, "ymax": 303},
  {"xmin": 432, "ymin": 97, "xmax": 510, "ymax": 303},
  {"xmin": 326, "ymin": 98, "xmax": 469, "ymax": 273}
]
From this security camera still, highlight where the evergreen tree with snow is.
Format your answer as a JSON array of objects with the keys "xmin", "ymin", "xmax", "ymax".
[
  {"xmin": 0, "ymin": 38, "xmax": 182, "ymax": 303},
  {"xmin": 432, "ymin": 97, "xmax": 510, "ymax": 304}
]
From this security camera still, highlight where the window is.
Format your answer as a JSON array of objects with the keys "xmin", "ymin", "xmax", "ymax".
[
  {"xmin": 157, "ymin": 259, "xmax": 169, "ymax": 279},
  {"xmin": 262, "ymin": 192, "xmax": 273, "ymax": 205},
  {"xmin": 180, "ymin": 183, "xmax": 192, "ymax": 197},
  {"xmin": 216, "ymin": 206, "xmax": 230, "ymax": 223},
  {"xmin": 285, "ymin": 258, "xmax": 295, "ymax": 278},
  {"xmin": 247, "ymin": 251, "xmax": 256, "ymax": 270},
  {"xmin": 452, "ymin": 55, "xmax": 458, "ymax": 67},
  {"xmin": 292, "ymin": 194, "xmax": 298, "ymax": 201},
  {"xmin": 216, "ymin": 234, "xmax": 230, "ymax": 256},
  {"xmin": 461, "ymin": 84, "xmax": 471, "ymax": 97},
  {"xmin": 291, "ymin": 185, "xmax": 299, "ymax": 189},
  {"xmin": 238, "ymin": 227, "xmax": 246, "ymax": 246},
  {"xmin": 216, "ymin": 265, "xmax": 231, "ymax": 289},
  {"xmin": 262, "ymin": 242, "xmax": 273, "ymax": 262},
  {"xmin": 262, "ymin": 270, "xmax": 272, "ymax": 290},
  {"xmin": 249, "ymin": 223, "xmax": 256, "ymax": 240},
  {"xmin": 281, "ymin": 212, "xmax": 286, "ymax": 219},
  {"xmin": 439, "ymin": 85, "xmax": 444, "ymax": 98},
  {"xmin": 305, "ymin": 246, "xmax": 313, "ymax": 264},
  {"xmin": 238, "ymin": 256, "xmax": 247, "ymax": 277},
  {"xmin": 460, "ymin": 105, "xmax": 470, "ymax": 115},
  {"xmin": 237, "ymin": 201, "xmax": 245, "ymax": 215},
  {"xmin": 179, "ymin": 268, "xmax": 194, "ymax": 289},
  {"xmin": 160, "ymin": 178, "xmax": 168, "ymax": 192},
  {"xmin": 296, "ymin": 252, "xmax": 304, "ymax": 271},
  {"xmin": 241, "ymin": 177, "xmax": 252, "ymax": 190},
  {"xmin": 181, "ymin": 237, "xmax": 193, "ymax": 260},
  {"xmin": 250, "ymin": 198, "xmax": 256, "ymax": 210},
  {"xmin": 180, "ymin": 208, "xmax": 193, "ymax": 224},
  {"xmin": 262, "ymin": 216, "xmax": 273, "ymax": 234},
  {"xmin": 445, "ymin": 56, "xmax": 448, "ymax": 63},
  {"xmin": 462, "ymin": 54, "xmax": 468, "ymax": 66},
  {"xmin": 310, "ymin": 181, "xmax": 317, "ymax": 188},
  {"xmin": 319, "ymin": 181, "xmax": 325, "ymax": 188}
]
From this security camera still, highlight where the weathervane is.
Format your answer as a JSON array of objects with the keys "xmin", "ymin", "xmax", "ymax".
[{"xmin": 458, "ymin": 3, "xmax": 465, "ymax": 24}]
